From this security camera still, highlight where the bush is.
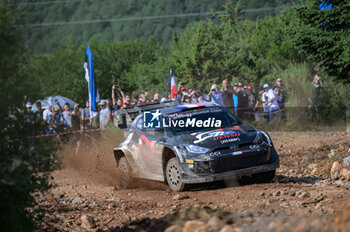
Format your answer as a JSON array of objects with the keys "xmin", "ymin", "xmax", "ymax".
[{"xmin": 0, "ymin": 109, "xmax": 57, "ymax": 231}]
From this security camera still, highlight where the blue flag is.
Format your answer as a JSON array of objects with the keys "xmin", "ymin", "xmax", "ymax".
[
  {"xmin": 320, "ymin": 1, "xmax": 332, "ymax": 10},
  {"xmin": 86, "ymin": 46, "xmax": 98, "ymax": 112}
]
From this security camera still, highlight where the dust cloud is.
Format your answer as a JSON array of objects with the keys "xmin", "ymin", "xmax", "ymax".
[{"xmin": 57, "ymin": 127, "xmax": 167, "ymax": 190}]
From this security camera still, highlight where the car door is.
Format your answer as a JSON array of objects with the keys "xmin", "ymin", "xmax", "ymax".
[{"xmin": 134, "ymin": 117, "xmax": 165, "ymax": 175}]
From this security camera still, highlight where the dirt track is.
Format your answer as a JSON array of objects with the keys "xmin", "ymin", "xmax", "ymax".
[{"xmin": 38, "ymin": 130, "xmax": 350, "ymax": 231}]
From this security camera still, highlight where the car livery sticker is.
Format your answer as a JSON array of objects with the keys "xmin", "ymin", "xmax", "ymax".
[
  {"xmin": 232, "ymin": 151, "xmax": 243, "ymax": 156},
  {"xmin": 193, "ymin": 131, "xmax": 240, "ymax": 144}
]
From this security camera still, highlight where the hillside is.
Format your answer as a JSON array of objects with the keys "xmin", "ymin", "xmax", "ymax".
[{"xmin": 15, "ymin": 0, "xmax": 300, "ymax": 53}]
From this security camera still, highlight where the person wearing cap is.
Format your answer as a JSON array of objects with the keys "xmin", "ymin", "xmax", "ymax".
[
  {"xmin": 99, "ymin": 100, "xmax": 111, "ymax": 129},
  {"xmin": 221, "ymin": 79, "xmax": 234, "ymax": 110},
  {"xmin": 24, "ymin": 102, "xmax": 34, "ymax": 123},
  {"xmin": 262, "ymin": 83, "xmax": 279, "ymax": 121},
  {"xmin": 208, "ymin": 84, "xmax": 224, "ymax": 107},
  {"xmin": 26, "ymin": 102, "xmax": 32, "ymax": 112}
]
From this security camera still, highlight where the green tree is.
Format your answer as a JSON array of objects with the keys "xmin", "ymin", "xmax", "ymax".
[
  {"xmin": 0, "ymin": 1, "xmax": 56, "ymax": 231},
  {"xmin": 292, "ymin": 0, "xmax": 350, "ymax": 82}
]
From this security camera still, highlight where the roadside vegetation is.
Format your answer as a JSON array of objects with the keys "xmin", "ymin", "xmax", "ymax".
[{"xmin": 0, "ymin": 0, "xmax": 349, "ymax": 230}]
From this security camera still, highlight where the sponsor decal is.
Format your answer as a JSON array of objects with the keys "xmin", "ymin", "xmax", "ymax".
[
  {"xmin": 220, "ymin": 137, "xmax": 240, "ymax": 144},
  {"xmin": 209, "ymin": 151, "xmax": 222, "ymax": 157},
  {"xmin": 194, "ymin": 131, "xmax": 240, "ymax": 144},
  {"xmin": 249, "ymin": 145, "xmax": 260, "ymax": 150}
]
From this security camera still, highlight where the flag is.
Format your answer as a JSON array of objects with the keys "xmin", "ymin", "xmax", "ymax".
[
  {"xmin": 167, "ymin": 69, "xmax": 177, "ymax": 99},
  {"xmin": 320, "ymin": 0, "xmax": 332, "ymax": 10},
  {"xmin": 85, "ymin": 46, "xmax": 100, "ymax": 114}
]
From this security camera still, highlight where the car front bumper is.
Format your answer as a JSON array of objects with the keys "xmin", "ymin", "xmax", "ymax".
[{"xmin": 181, "ymin": 161, "xmax": 279, "ymax": 184}]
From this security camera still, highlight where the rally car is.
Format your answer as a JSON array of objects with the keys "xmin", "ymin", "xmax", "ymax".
[{"xmin": 113, "ymin": 102, "xmax": 279, "ymax": 191}]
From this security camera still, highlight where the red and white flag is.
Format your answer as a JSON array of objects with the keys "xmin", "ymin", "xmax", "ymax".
[{"xmin": 167, "ymin": 69, "xmax": 177, "ymax": 99}]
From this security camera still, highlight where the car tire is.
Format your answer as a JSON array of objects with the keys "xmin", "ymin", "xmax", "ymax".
[
  {"xmin": 118, "ymin": 156, "xmax": 132, "ymax": 188},
  {"xmin": 165, "ymin": 157, "xmax": 187, "ymax": 192}
]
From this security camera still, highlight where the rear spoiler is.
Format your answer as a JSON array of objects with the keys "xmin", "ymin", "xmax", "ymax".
[{"xmin": 114, "ymin": 101, "xmax": 178, "ymax": 129}]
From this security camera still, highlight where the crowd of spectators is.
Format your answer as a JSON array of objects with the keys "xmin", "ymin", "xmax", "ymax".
[{"xmin": 22, "ymin": 77, "xmax": 295, "ymax": 133}]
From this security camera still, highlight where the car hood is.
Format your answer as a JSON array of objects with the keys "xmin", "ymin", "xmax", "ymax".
[{"xmin": 175, "ymin": 124, "xmax": 257, "ymax": 148}]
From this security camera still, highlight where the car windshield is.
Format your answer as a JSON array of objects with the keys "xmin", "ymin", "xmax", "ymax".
[{"xmin": 164, "ymin": 107, "xmax": 240, "ymax": 135}]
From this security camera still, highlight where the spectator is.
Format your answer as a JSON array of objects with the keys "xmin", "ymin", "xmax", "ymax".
[
  {"xmin": 113, "ymin": 99, "xmax": 123, "ymax": 111},
  {"xmin": 43, "ymin": 105, "xmax": 53, "ymax": 123},
  {"xmin": 34, "ymin": 102, "xmax": 43, "ymax": 122},
  {"xmin": 52, "ymin": 107, "xmax": 62, "ymax": 126},
  {"xmin": 61, "ymin": 102, "xmax": 79, "ymax": 128},
  {"xmin": 232, "ymin": 83, "xmax": 238, "ymax": 115},
  {"xmin": 312, "ymin": 74, "xmax": 323, "ymax": 106},
  {"xmin": 99, "ymin": 100, "xmax": 111, "ymax": 129},
  {"xmin": 175, "ymin": 92, "xmax": 182, "ymax": 104},
  {"xmin": 236, "ymin": 82, "xmax": 249, "ymax": 119},
  {"xmin": 274, "ymin": 88, "xmax": 284, "ymax": 108},
  {"xmin": 221, "ymin": 79, "xmax": 234, "ymax": 110},
  {"xmin": 152, "ymin": 93, "xmax": 160, "ymax": 104},
  {"xmin": 177, "ymin": 82, "xmax": 189, "ymax": 96},
  {"xmin": 132, "ymin": 96, "xmax": 138, "ymax": 106},
  {"xmin": 273, "ymin": 78, "xmax": 286, "ymax": 102},
  {"xmin": 274, "ymin": 78, "xmax": 287, "ymax": 120},
  {"xmin": 183, "ymin": 95, "xmax": 192, "ymax": 104},
  {"xmin": 122, "ymin": 94, "xmax": 133, "ymax": 108},
  {"xmin": 25, "ymin": 102, "xmax": 32, "ymax": 112},
  {"xmin": 208, "ymin": 84, "xmax": 224, "ymax": 106},
  {"xmin": 144, "ymin": 90, "xmax": 151, "ymax": 104},
  {"xmin": 262, "ymin": 83, "xmax": 279, "ymax": 121},
  {"xmin": 24, "ymin": 102, "xmax": 34, "ymax": 123},
  {"xmin": 247, "ymin": 86, "xmax": 257, "ymax": 120},
  {"xmin": 195, "ymin": 90, "xmax": 208, "ymax": 104},
  {"xmin": 138, "ymin": 94, "xmax": 148, "ymax": 106},
  {"xmin": 81, "ymin": 100, "xmax": 91, "ymax": 129}
]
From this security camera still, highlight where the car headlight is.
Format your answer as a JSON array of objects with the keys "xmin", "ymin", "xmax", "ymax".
[
  {"xmin": 183, "ymin": 144, "xmax": 210, "ymax": 154},
  {"xmin": 253, "ymin": 132, "xmax": 264, "ymax": 144}
]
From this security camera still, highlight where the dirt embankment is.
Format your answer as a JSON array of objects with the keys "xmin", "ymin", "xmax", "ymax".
[{"xmin": 36, "ymin": 130, "xmax": 350, "ymax": 231}]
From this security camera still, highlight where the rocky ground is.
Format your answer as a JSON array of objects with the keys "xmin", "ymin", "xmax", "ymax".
[{"xmin": 36, "ymin": 131, "xmax": 350, "ymax": 231}]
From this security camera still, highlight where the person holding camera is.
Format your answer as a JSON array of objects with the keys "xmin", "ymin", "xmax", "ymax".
[{"xmin": 208, "ymin": 84, "xmax": 224, "ymax": 107}]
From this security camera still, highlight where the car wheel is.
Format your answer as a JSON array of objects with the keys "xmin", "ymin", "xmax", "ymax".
[
  {"xmin": 165, "ymin": 157, "xmax": 186, "ymax": 192},
  {"xmin": 118, "ymin": 156, "xmax": 132, "ymax": 187}
]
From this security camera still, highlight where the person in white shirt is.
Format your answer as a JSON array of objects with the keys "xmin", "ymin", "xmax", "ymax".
[
  {"xmin": 262, "ymin": 83, "xmax": 279, "ymax": 121},
  {"xmin": 43, "ymin": 106, "xmax": 53, "ymax": 123},
  {"xmin": 99, "ymin": 100, "xmax": 111, "ymax": 129}
]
